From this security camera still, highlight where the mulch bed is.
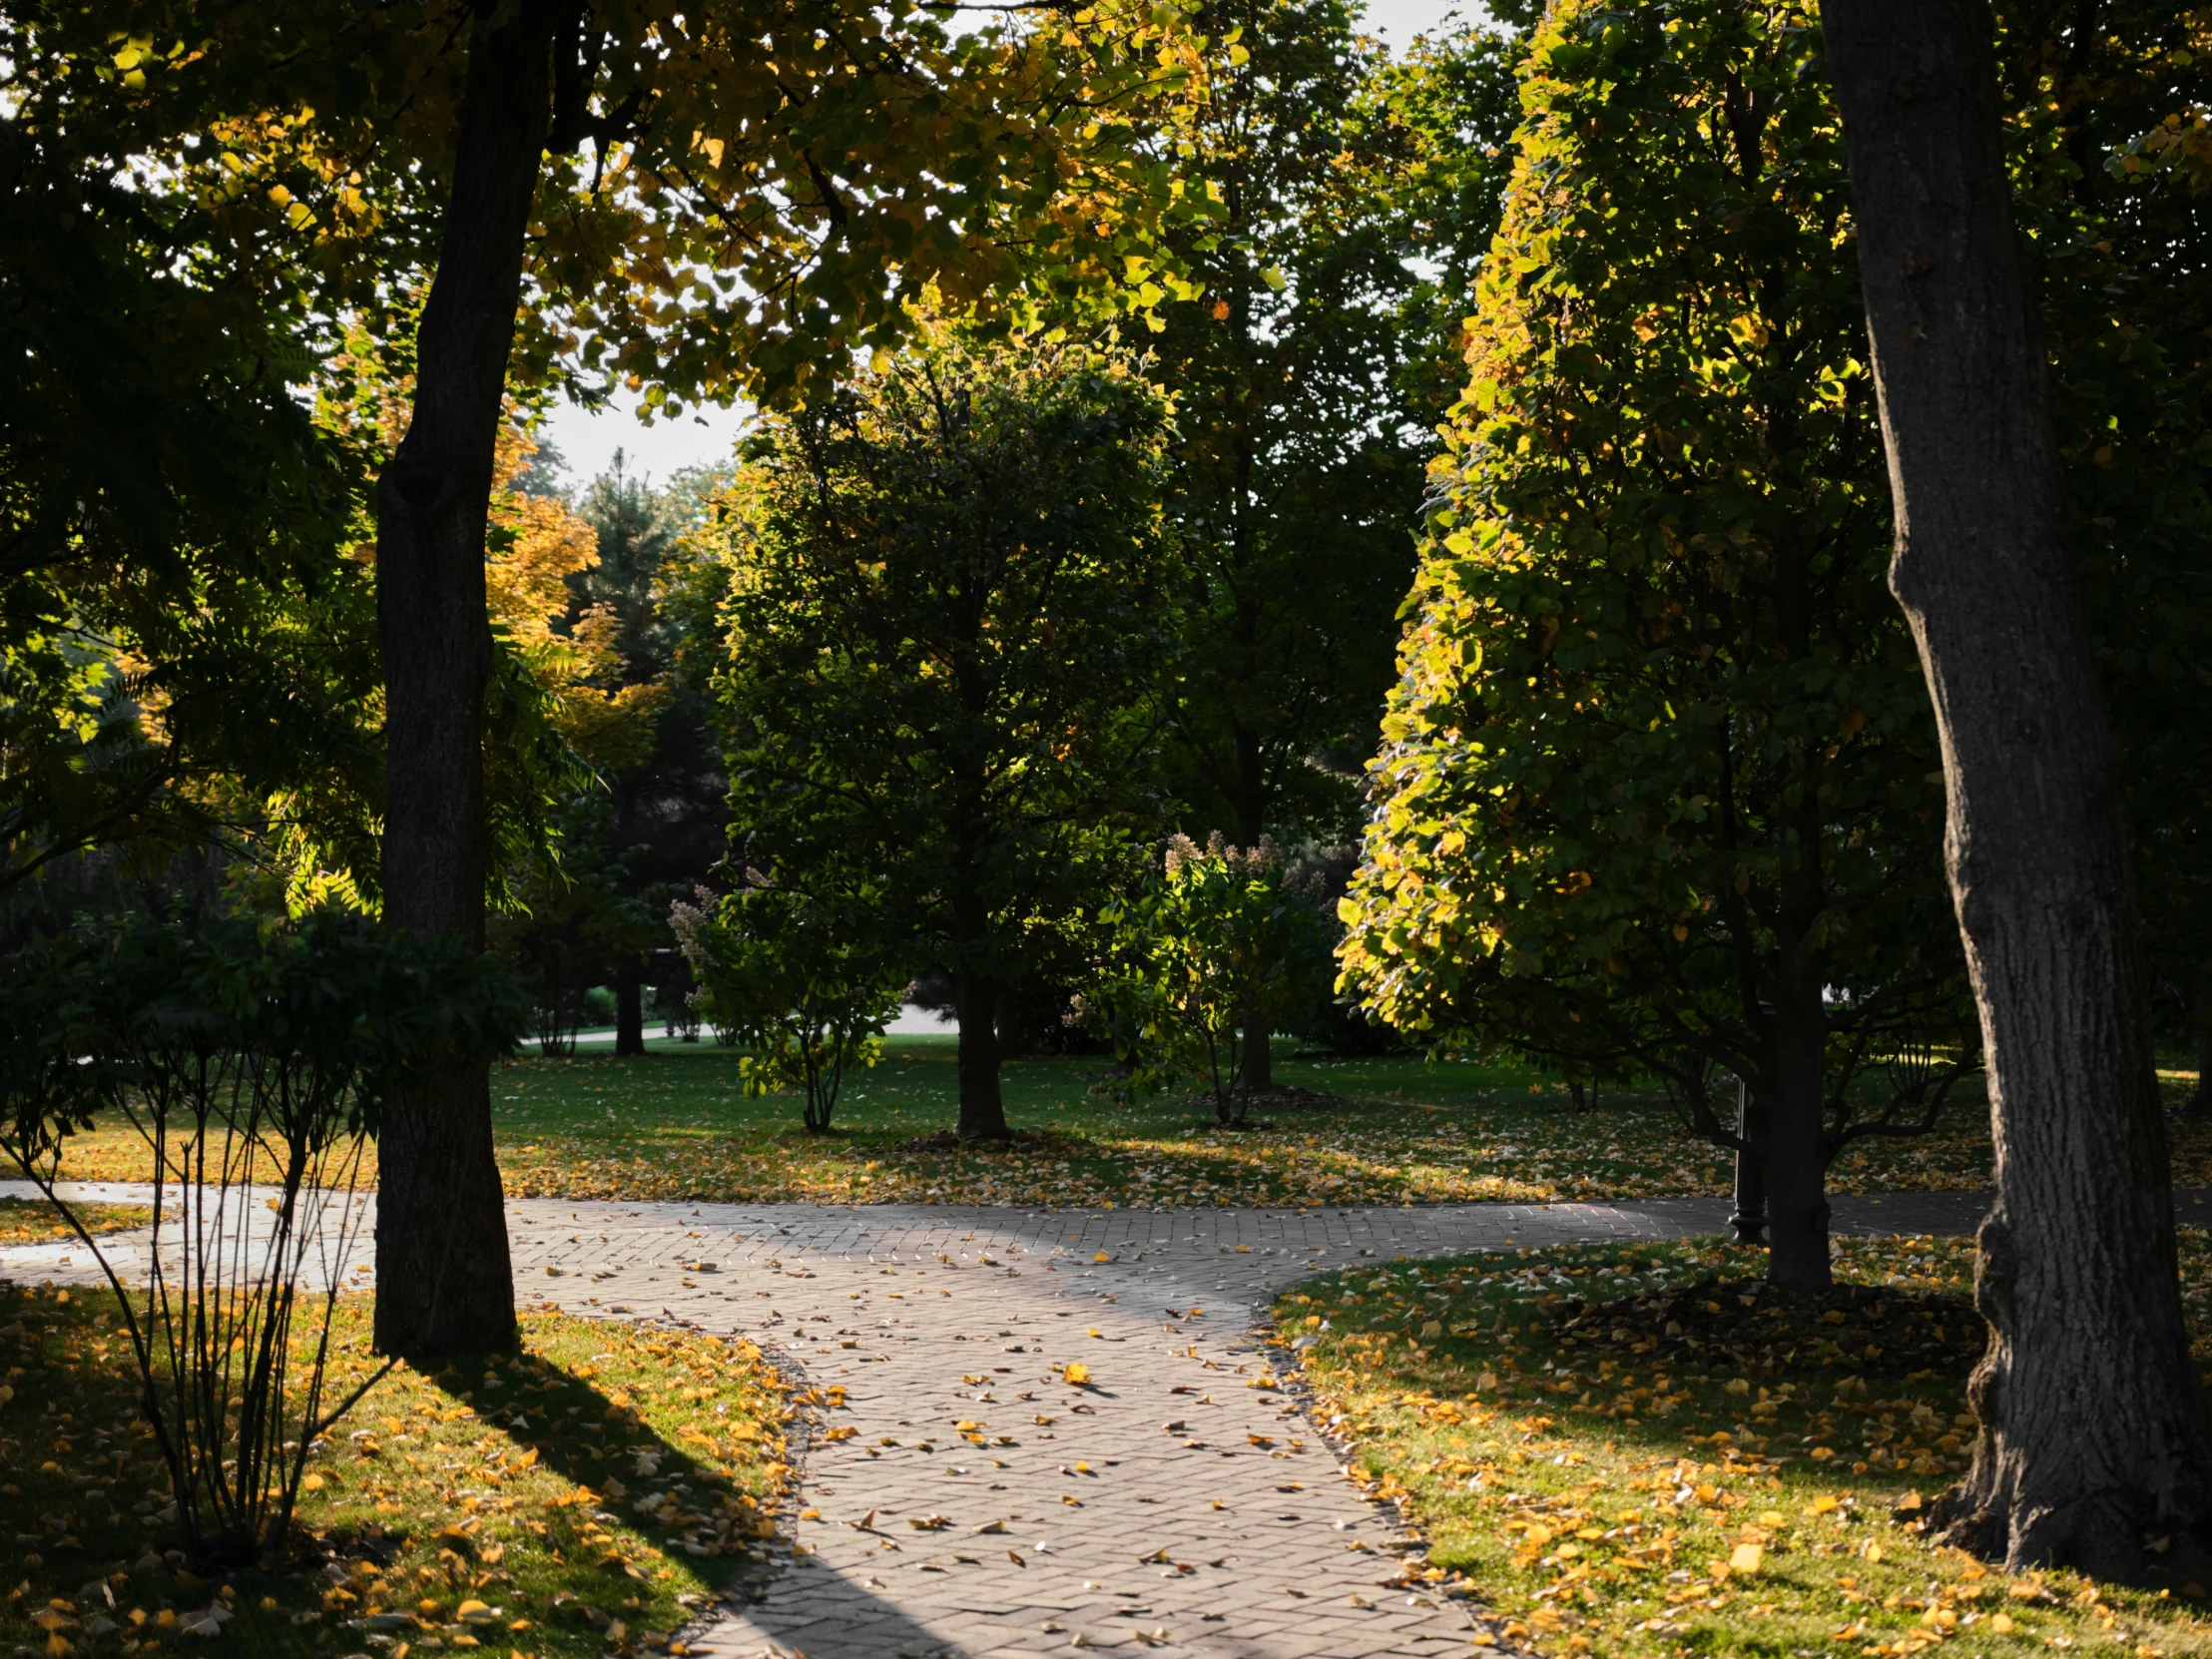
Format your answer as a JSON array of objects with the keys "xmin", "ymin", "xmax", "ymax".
[{"xmin": 1544, "ymin": 1276, "xmax": 1988, "ymax": 1380}]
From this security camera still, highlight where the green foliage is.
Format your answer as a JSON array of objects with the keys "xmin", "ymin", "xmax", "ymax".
[
  {"xmin": 0, "ymin": 908, "xmax": 526, "ymax": 1565},
  {"xmin": 707, "ymin": 322, "xmax": 1182, "ymax": 1059},
  {"xmin": 1337, "ymin": 0, "xmax": 1973, "ymax": 1153},
  {"xmin": 0, "ymin": 105, "xmax": 381, "ymax": 896},
  {"xmin": 0, "ymin": 910, "xmax": 528, "ymax": 1171},
  {"xmin": 670, "ymin": 884, "xmax": 905, "ymax": 1134},
  {"xmin": 1092, "ymin": 834, "xmax": 1335, "ymax": 1123},
  {"xmin": 32, "ymin": 0, "xmax": 1216, "ymax": 409},
  {"xmin": 1993, "ymin": 4, "xmax": 2212, "ymax": 1057},
  {"xmin": 1149, "ymin": 0, "xmax": 1528, "ymax": 842}
]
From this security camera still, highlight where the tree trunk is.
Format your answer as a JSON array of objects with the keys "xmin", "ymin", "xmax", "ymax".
[
  {"xmin": 1242, "ymin": 1016, "xmax": 1273, "ymax": 1091},
  {"xmin": 954, "ymin": 969, "xmax": 1009, "ymax": 1139},
  {"xmin": 2190, "ymin": 969, "xmax": 2212, "ymax": 1117},
  {"xmin": 1828, "ymin": 0, "xmax": 2212, "ymax": 1577},
  {"xmin": 1729, "ymin": 1079, "xmax": 1769, "ymax": 1245},
  {"xmin": 371, "ymin": 3, "xmax": 552, "ymax": 1360},
  {"xmin": 1763, "ymin": 993, "xmax": 1832, "ymax": 1291},
  {"xmin": 614, "ymin": 956, "xmax": 645, "ymax": 1057},
  {"xmin": 993, "ymin": 984, "xmax": 1028, "ymax": 1060}
]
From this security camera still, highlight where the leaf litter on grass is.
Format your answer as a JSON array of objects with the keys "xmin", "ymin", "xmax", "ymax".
[
  {"xmin": 0, "ymin": 1197, "xmax": 152, "ymax": 1246},
  {"xmin": 1277, "ymin": 1231, "xmax": 2212, "ymax": 1659},
  {"xmin": 22, "ymin": 1043, "xmax": 2212, "ymax": 1209},
  {"xmin": 0, "ymin": 1285, "xmax": 792, "ymax": 1659}
]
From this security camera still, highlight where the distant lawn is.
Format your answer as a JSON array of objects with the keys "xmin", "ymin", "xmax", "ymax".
[{"xmin": 22, "ymin": 1035, "xmax": 2210, "ymax": 1209}]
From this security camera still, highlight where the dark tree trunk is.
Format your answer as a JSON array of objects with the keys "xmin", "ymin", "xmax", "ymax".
[
  {"xmin": 954, "ymin": 969, "xmax": 1009, "ymax": 1139},
  {"xmin": 993, "ymin": 985, "xmax": 1028, "ymax": 1060},
  {"xmin": 1828, "ymin": 0, "xmax": 2212, "ymax": 1577},
  {"xmin": 371, "ymin": 4, "xmax": 552, "ymax": 1360},
  {"xmin": 1763, "ymin": 991, "xmax": 1833, "ymax": 1291},
  {"xmin": 614, "ymin": 956, "xmax": 645, "ymax": 1057},
  {"xmin": 1242, "ymin": 1018, "xmax": 1272, "ymax": 1092},
  {"xmin": 2190, "ymin": 970, "xmax": 2212, "ymax": 1117}
]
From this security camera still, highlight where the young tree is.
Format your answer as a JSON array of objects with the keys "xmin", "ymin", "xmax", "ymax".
[
  {"xmin": 1827, "ymin": 0, "xmax": 2212, "ymax": 1580},
  {"xmin": 1093, "ymin": 834, "xmax": 1335, "ymax": 1124},
  {"xmin": 670, "ymin": 882, "xmax": 905, "ymax": 1135},
  {"xmin": 1336, "ymin": 0, "xmax": 1977, "ymax": 1291},
  {"xmin": 712, "ymin": 324, "xmax": 1182, "ymax": 1139}
]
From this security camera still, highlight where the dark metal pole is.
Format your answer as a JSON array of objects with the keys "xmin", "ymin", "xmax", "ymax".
[{"xmin": 1730, "ymin": 1074, "xmax": 1769, "ymax": 1245}]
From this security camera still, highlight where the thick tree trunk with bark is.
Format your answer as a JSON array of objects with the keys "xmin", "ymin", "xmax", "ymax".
[
  {"xmin": 1762, "ymin": 991, "xmax": 1833, "ymax": 1291},
  {"xmin": 993, "ymin": 985, "xmax": 1029, "ymax": 1060},
  {"xmin": 954, "ymin": 968, "xmax": 1010, "ymax": 1139},
  {"xmin": 1243, "ymin": 1018, "xmax": 1272, "ymax": 1092},
  {"xmin": 614, "ymin": 956, "xmax": 645, "ymax": 1056},
  {"xmin": 371, "ymin": 4, "xmax": 552, "ymax": 1360},
  {"xmin": 2190, "ymin": 970, "xmax": 2212, "ymax": 1117},
  {"xmin": 1827, "ymin": 0, "xmax": 2212, "ymax": 1577}
]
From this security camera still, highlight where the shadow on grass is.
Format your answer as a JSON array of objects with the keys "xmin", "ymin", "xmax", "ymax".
[{"xmin": 0, "ymin": 1286, "xmax": 955, "ymax": 1659}]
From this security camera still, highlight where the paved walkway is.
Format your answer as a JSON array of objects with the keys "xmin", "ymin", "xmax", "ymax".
[{"xmin": 14, "ymin": 1185, "xmax": 2200, "ymax": 1658}]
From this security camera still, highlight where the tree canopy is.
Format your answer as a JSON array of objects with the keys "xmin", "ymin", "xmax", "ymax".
[
  {"xmin": 1335, "ymin": 0, "xmax": 1973, "ymax": 1289},
  {"xmin": 709, "ymin": 319, "xmax": 1182, "ymax": 1138}
]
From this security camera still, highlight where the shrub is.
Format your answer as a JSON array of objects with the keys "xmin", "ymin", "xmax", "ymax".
[
  {"xmin": 671, "ymin": 881, "xmax": 906, "ymax": 1133},
  {"xmin": 1090, "ymin": 834, "xmax": 1336, "ymax": 1124},
  {"xmin": 0, "ymin": 909, "xmax": 524, "ymax": 1567}
]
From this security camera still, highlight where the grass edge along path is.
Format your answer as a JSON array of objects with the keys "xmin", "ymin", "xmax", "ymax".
[
  {"xmin": 0, "ymin": 1286, "xmax": 799, "ymax": 1659},
  {"xmin": 0, "ymin": 1197, "xmax": 153, "ymax": 1246},
  {"xmin": 1271, "ymin": 1232, "xmax": 2212, "ymax": 1659}
]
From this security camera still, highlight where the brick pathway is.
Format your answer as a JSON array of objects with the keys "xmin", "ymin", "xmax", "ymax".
[{"xmin": 13, "ymin": 1184, "xmax": 2208, "ymax": 1658}]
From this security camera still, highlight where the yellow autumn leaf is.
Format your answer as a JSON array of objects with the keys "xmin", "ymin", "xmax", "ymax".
[{"xmin": 1064, "ymin": 1362, "xmax": 1090, "ymax": 1384}]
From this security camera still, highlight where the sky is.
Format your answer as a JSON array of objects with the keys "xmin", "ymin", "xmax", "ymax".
[
  {"xmin": 536, "ymin": 388, "xmax": 752, "ymax": 494},
  {"xmin": 537, "ymin": 0, "xmax": 1478, "ymax": 491}
]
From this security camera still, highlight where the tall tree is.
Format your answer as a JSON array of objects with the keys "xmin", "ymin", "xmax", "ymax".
[
  {"xmin": 1826, "ymin": 0, "xmax": 2212, "ymax": 1576},
  {"xmin": 1146, "ymin": 0, "xmax": 1526, "ymax": 1084},
  {"xmin": 711, "ymin": 325, "xmax": 1181, "ymax": 1138},
  {"xmin": 571, "ymin": 455, "xmax": 718, "ymax": 1057},
  {"xmin": 67, "ymin": 0, "xmax": 1211, "ymax": 1351},
  {"xmin": 371, "ymin": 5, "xmax": 555, "ymax": 1357},
  {"xmin": 1337, "ymin": 0, "xmax": 1974, "ymax": 1291},
  {"xmin": 2015, "ymin": 9, "xmax": 2212, "ymax": 1107}
]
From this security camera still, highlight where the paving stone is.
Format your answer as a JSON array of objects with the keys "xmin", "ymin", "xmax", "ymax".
[{"xmin": 9, "ymin": 1179, "xmax": 2201, "ymax": 1656}]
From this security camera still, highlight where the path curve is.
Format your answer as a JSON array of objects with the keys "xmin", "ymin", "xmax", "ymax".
[{"xmin": 14, "ymin": 1186, "xmax": 2197, "ymax": 1658}]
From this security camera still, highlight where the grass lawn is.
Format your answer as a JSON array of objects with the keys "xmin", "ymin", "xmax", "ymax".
[
  {"xmin": 0, "ymin": 1284, "xmax": 798, "ymax": 1659},
  {"xmin": 1273, "ymin": 1231, "xmax": 2212, "ymax": 1658},
  {"xmin": 0, "ymin": 1197, "xmax": 153, "ymax": 1245},
  {"xmin": 23, "ymin": 1037, "xmax": 2212, "ymax": 1208}
]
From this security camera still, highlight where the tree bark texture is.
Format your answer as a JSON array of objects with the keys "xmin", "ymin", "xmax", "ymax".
[
  {"xmin": 372, "ymin": 2, "xmax": 553, "ymax": 1360},
  {"xmin": 614, "ymin": 956, "xmax": 645, "ymax": 1057},
  {"xmin": 1763, "ymin": 994, "xmax": 1833, "ymax": 1291},
  {"xmin": 1827, "ymin": 0, "xmax": 2212, "ymax": 1577},
  {"xmin": 954, "ymin": 969, "xmax": 1010, "ymax": 1139},
  {"xmin": 1242, "ymin": 1018, "xmax": 1273, "ymax": 1092}
]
